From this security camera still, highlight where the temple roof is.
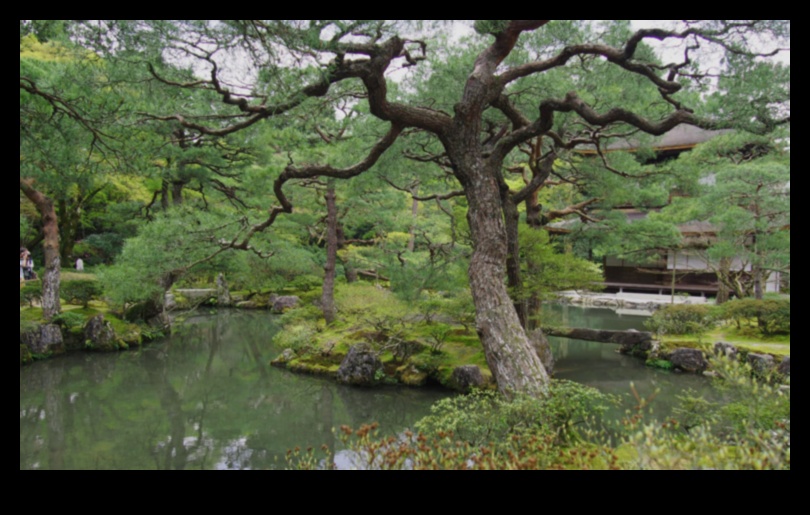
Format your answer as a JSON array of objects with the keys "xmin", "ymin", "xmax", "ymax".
[{"xmin": 578, "ymin": 125, "xmax": 731, "ymax": 154}]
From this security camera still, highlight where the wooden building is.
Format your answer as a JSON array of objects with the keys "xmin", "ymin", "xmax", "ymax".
[{"xmin": 574, "ymin": 126, "xmax": 782, "ymax": 296}]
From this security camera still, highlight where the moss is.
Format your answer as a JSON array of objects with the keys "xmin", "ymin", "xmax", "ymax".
[
  {"xmin": 21, "ymin": 303, "xmax": 144, "ymax": 359},
  {"xmin": 287, "ymin": 358, "xmax": 340, "ymax": 378},
  {"xmin": 396, "ymin": 364, "xmax": 428, "ymax": 387},
  {"xmin": 20, "ymin": 307, "xmax": 45, "ymax": 324},
  {"xmin": 646, "ymin": 359, "xmax": 674, "ymax": 371},
  {"xmin": 106, "ymin": 314, "xmax": 143, "ymax": 347}
]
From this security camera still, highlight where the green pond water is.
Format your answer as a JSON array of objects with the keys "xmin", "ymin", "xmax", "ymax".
[{"xmin": 20, "ymin": 306, "xmax": 708, "ymax": 470}]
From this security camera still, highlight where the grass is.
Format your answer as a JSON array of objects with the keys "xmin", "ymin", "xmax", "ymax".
[
  {"xmin": 660, "ymin": 322, "xmax": 790, "ymax": 357},
  {"xmin": 270, "ymin": 283, "xmax": 496, "ymax": 390}
]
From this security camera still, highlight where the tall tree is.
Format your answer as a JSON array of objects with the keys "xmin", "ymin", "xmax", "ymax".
[
  {"xmin": 90, "ymin": 20, "xmax": 789, "ymax": 395},
  {"xmin": 20, "ymin": 31, "xmax": 124, "ymax": 319}
]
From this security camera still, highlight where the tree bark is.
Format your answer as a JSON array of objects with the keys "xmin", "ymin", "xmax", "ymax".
[
  {"xmin": 503, "ymin": 195, "xmax": 528, "ymax": 329},
  {"xmin": 20, "ymin": 179, "xmax": 61, "ymax": 320},
  {"xmin": 459, "ymin": 159, "xmax": 550, "ymax": 396},
  {"xmin": 716, "ymin": 257, "xmax": 731, "ymax": 304},
  {"xmin": 322, "ymin": 180, "xmax": 338, "ymax": 324}
]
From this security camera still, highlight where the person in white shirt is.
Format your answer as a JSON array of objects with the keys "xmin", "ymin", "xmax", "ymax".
[{"xmin": 20, "ymin": 248, "xmax": 28, "ymax": 281}]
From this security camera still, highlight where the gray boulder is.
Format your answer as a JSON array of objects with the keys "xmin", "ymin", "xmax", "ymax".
[
  {"xmin": 670, "ymin": 348, "xmax": 708, "ymax": 374},
  {"xmin": 748, "ymin": 353, "xmax": 776, "ymax": 375},
  {"xmin": 450, "ymin": 365, "xmax": 485, "ymax": 392},
  {"xmin": 778, "ymin": 356, "xmax": 790, "ymax": 377},
  {"xmin": 714, "ymin": 342, "xmax": 739, "ymax": 359},
  {"xmin": 84, "ymin": 315, "xmax": 120, "ymax": 352},
  {"xmin": 270, "ymin": 295, "xmax": 300, "ymax": 313},
  {"xmin": 20, "ymin": 323, "xmax": 65, "ymax": 356},
  {"xmin": 337, "ymin": 343, "xmax": 383, "ymax": 387}
]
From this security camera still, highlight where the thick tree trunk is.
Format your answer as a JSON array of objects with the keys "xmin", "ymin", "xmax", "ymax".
[
  {"xmin": 462, "ymin": 163, "xmax": 550, "ymax": 396},
  {"xmin": 753, "ymin": 266, "xmax": 764, "ymax": 300},
  {"xmin": 20, "ymin": 179, "xmax": 61, "ymax": 320},
  {"xmin": 503, "ymin": 195, "xmax": 528, "ymax": 329},
  {"xmin": 322, "ymin": 181, "xmax": 338, "ymax": 324}
]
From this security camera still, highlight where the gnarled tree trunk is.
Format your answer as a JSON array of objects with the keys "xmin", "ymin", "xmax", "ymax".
[
  {"xmin": 503, "ymin": 195, "xmax": 529, "ymax": 329},
  {"xmin": 458, "ymin": 159, "xmax": 550, "ymax": 396},
  {"xmin": 20, "ymin": 179, "xmax": 61, "ymax": 320}
]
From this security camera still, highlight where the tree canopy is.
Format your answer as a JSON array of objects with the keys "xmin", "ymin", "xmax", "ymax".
[{"xmin": 20, "ymin": 20, "xmax": 790, "ymax": 394}]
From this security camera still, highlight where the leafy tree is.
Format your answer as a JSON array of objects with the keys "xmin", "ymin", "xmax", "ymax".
[
  {"xmin": 663, "ymin": 133, "xmax": 790, "ymax": 300},
  {"xmin": 83, "ymin": 20, "xmax": 789, "ymax": 395},
  {"xmin": 20, "ymin": 31, "xmax": 128, "ymax": 319},
  {"xmin": 98, "ymin": 208, "xmax": 241, "ymax": 312}
]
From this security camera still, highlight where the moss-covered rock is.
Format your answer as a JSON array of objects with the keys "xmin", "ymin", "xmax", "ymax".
[
  {"xmin": 336, "ymin": 343, "xmax": 383, "ymax": 387},
  {"xmin": 778, "ymin": 356, "xmax": 790, "ymax": 377},
  {"xmin": 271, "ymin": 348, "xmax": 298, "ymax": 367},
  {"xmin": 83, "ymin": 315, "xmax": 121, "ymax": 352},
  {"xmin": 396, "ymin": 364, "xmax": 428, "ymax": 387},
  {"xmin": 670, "ymin": 348, "xmax": 708, "ymax": 374},
  {"xmin": 450, "ymin": 365, "xmax": 485, "ymax": 393},
  {"xmin": 20, "ymin": 323, "xmax": 64, "ymax": 357}
]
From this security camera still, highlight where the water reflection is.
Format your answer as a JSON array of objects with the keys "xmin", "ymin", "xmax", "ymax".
[
  {"xmin": 545, "ymin": 304, "xmax": 710, "ymax": 416},
  {"xmin": 20, "ymin": 311, "xmax": 446, "ymax": 470},
  {"xmin": 21, "ymin": 307, "xmax": 708, "ymax": 470}
]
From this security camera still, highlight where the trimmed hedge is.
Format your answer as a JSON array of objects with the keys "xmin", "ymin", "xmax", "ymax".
[
  {"xmin": 61, "ymin": 280, "xmax": 103, "ymax": 308},
  {"xmin": 720, "ymin": 298, "xmax": 790, "ymax": 336},
  {"xmin": 645, "ymin": 304, "xmax": 718, "ymax": 336}
]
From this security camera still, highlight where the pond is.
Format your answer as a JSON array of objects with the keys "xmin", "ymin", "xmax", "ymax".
[{"xmin": 20, "ymin": 306, "xmax": 708, "ymax": 470}]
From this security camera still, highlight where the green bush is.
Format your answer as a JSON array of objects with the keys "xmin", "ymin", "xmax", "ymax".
[
  {"xmin": 52, "ymin": 311, "xmax": 87, "ymax": 331},
  {"xmin": 645, "ymin": 304, "xmax": 718, "ymax": 336},
  {"xmin": 61, "ymin": 280, "xmax": 103, "ymax": 308},
  {"xmin": 720, "ymin": 298, "xmax": 790, "ymax": 336},
  {"xmin": 20, "ymin": 283, "xmax": 42, "ymax": 308},
  {"xmin": 273, "ymin": 321, "xmax": 318, "ymax": 352},
  {"xmin": 626, "ymin": 356, "xmax": 790, "ymax": 470},
  {"xmin": 416, "ymin": 382, "xmax": 617, "ymax": 446},
  {"xmin": 287, "ymin": 274, "xmax": 322, "ymax": 292}
]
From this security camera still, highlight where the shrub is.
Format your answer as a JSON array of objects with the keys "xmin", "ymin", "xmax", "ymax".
[
  {"xmin": 61, "ymin": 280, "xmax": 103, "ymax": 308},
  {"xmin": 20, "ymin": 282, "xmax": 42, "ymax": 308},
  {"xmin": 645, "ymin": 304, "xmax": 718, "ymax": 336},
  {"xmin": 427, "ymin": 325, "xmax": 451, "ymax": 355},
  {"xmin": 287, "ymin": 274, "xmax": 322, "ymax": 292},
  {"xmin": 626, "ymin": 356, "xmax": 790, "ymax": 470},
  {"xmin": 52, "ymin": 311, "xmax": 87, "ymax": 331},
  {"xmin": 720, "ymin": 298, "xmax": 790, "ymax": 336},
  {"xmin": 291, "ymin": 424, "xmax": 619, "ymax": 470},
  {"xmin": 274, "ymin": 322, "xmax": 318, "ymax": 352},
  {"xmin": 416, "ymin": 382, "xmax": 617, "ymax": 447}
]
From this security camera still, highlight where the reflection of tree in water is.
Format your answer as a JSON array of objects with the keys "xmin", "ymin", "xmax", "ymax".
[{"xmin": 21, "ymin": 311, "xmax": 448, "ymax": 469}]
